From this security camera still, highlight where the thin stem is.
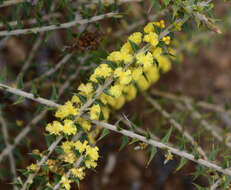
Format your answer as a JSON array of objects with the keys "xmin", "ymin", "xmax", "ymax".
[
  {"xmin": 0, "ymin": 83, "xmax": 60, "ymax": 108},
  {"xmin": 0, "ymin": 12, "xmax": 118, "ymax": 36},
  {"xmin": 0, "ymin": 110, "xmax": 18, "ymax": 190},
  {"xmin": 24, "ymin": 53, "xmax": 73, "ymax": 88},
  {"xmin": 91, "ymin": 120, "xmax": 231, "ymax": 176},
  {"xmin": 143, "ymin": 92, "xmax": 208, "ymax": 160}
]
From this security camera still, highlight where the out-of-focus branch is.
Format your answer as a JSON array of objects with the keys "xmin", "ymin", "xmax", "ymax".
[
  {"xmin": 143, "ymin": 92, "xmax": 208, "ymax": 160},
  {"xmin": 24, "ymin": 53, "xmax": 73, "ymax": 88},
  {"xmin": 0, "ymin": 110, "xmax": 18, "ymax": 190},
  {"xmin": 0, "ymin": 12, "xmax": 119, "ymax": 36}
]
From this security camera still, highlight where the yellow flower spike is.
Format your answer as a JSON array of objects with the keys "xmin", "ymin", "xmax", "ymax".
[
  {"xmin": 99, "ymin": 93, "xmax": 108, "ymax": 105},
  {"xmin": 86, "ymin": 145, "xmax": 99, "ymax": 161},
  {"xmin": 107, "ymin": 51, "xmax": 122, "ymax": 64},
  {"xmin": 74, "ymin": 140, "xmax": 88, "ymax": 154},
  {"xmin": 71, "ymin": 95, "xmax": 81, "ymax": 104},
  {"xmin": 136, "ymin": 75, "xmax": 151, "ymax": 91},
  {"xmin": 78, "ymin": 83, "xmax": 94, "ymax": 96},
  {"xmin": 151, "ymin": 47, "xmax": 162, "ymax": 59},
  {"xmin": 27, "ymin": 163, "xmax": 39, "ymax": 172},
  {"xmin": 136, "ymin": 52, "xmax": 154, "ymax": 69},
  {"xmin": 157, "ymin": 56, "xmax": 172, "ymax": 73},
  {"xmin": 63, "ymin": 119, "xmax": 77, "ymax": 136},
  {"xmin": 106, "ymin": 95, "xmax": 117, "ymax": 107},
  {"xmin": 55, "ymin": 101, "xmax": 79, "ymax": 119},
  {"xmin": 45, "ymin": 121, "xmax": 63, "ymax": 136},
  {"xmin": 94, "ymin": 64, "xmax": 113, "ymax": 78},
  {"xmin": 114, "ymin": 67, "xmax": 132, "ymax": 85},
  {"xmin": 132, "ymin": 67, "xmax": 143, "ymax": 81},
  {"xmin": 160, "ymin": 19, "xmax": 165, "ymax": 28},
  {"xmin": 113, "ymin": 95, "xmax": 126, "ymax": 110},
  {"xmin": 61, "ymin": 174, "xmax": 71, "ymax": 190},
  {"xmin": 123, "ymin": 84, "xmax": 137, "ymax": 101},
  {"xmin": 90, "ymin": 104, "xmax": 101, "ymax": 120},
  {"xmin": 101, "ymin": 106, "xmax": 110, "ymax": 121},
  {"xmin": 109, "ymin": 84, "xmax": 123, "ymax": 98},
  {"xmin": 120, "ymin": 42, "xmax": 133, "ymax": 54},
  {"xmin": 119, "ymin": 51, "xmax": 133, "ymax": 64},
  {"xmin": 85, "ymin": 160, "xmax": 97, "ymax": 169},
  {"xmin": 143, "ymin": 32, "xmax": 159, "ymax": 47},
  {"xmin": 128, "ymin": 32, "xmax": 143, "ymax": 45},
  {"xmin": 63, "ymin": 152, "xmax": 76, "ymax": 164},
  {"xmin": 144, "ymin": 22, "xmax": 155, "ymax": 33},
  {"xmin": 146, "ymin": 65, "xmax": 160, "ymax": 83},
  {"xmin": 162, "ymin": 36, "xmax": 171, "ymax": 45},
  {"xmin": 61, "ymin": 141, "xmax": 74, "ymax": 154},
  {"xmin": 77, "ymin": 118, "xmax": 91, "ymax": 131},
  {"xmin": 70, "ymin": 167, "xmax": 85, "ymax": 180}
]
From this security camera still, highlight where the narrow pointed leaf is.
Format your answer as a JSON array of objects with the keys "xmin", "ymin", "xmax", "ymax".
[
  {"xmin": 13, "ymin": 96, "xmax": 25, "ymax": 105},
  {"xmin": 175, "ymin": 157, "xmax": 187, "ymax": 171},
  {"xmin": 119, "ymin": 136, "xmax": 129, "ymax": 151},
  {"xmin": 161, "ymin": 127, "xmax": 173, "ymax": 143},
  {"xmin": 97, "ymin": 128, "xmax": 110, "ymax": 141},
  {"xmin": 0, "ymin": 66, "xmax": 7, "ymax": 83},
  {"xmin": 146, "ymin": 146, "xmax": 157, "ymax": 166}
]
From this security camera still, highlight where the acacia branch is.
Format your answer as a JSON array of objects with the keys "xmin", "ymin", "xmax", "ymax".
[
  {"xmin": 0, "ymin": 83, "xmax": 60, "ymax": 108},
  {"xmin": 0, "ymin": 63, "xmax": 85, "ymax": 163},
  {"xmin": 143, "ymin": 92, "xmax": 208, "ymax": 160},
  {"xmin": 91, "ymin": 120, "xmax": 231, "ymax": 177},
  {"xmin": 0, "ymin": 12, "xmax": 118, "ymax": 36}
]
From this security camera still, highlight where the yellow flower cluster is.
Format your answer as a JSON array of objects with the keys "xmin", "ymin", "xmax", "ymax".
[{"xmin": 36, "ymin": 20, "xmax": 175, "ymax": 189}]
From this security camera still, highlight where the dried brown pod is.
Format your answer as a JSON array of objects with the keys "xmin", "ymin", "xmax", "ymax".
[{"xmin": 64, "ymin": 31, "xmax": 104, "ymax": 52}]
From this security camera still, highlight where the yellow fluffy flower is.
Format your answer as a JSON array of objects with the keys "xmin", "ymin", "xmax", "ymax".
[
  {"xmin": 78, "ymin": 83, "xmax": 93, "ymax": 96},
  {"xmin": 146, "ymin": 65, "xmax": 160, "ymax": 83},
  {"xmin": 136, "ymin": 75, "xmax": 151, "ymax": 91},
  {"xmin": 90, "ymin": 104, "xmax": 101, "ymax": 120},
  {"xmin": 114, "ymin": 67, "xmax": 132, "ymax": 85},
  {"xmin": 123, "ymin": 84, "xmax": 137, "ymax": 101},
  {"xmin": 144, "ymin": 22, "xmax": 155, "ymax": 33},
  {"xmin": 151, "ymin": 47, "xmax": 162, "ymax": 59},
  {"xmin": 113, "ymin": 95, "xmax": 126, "ymax": 110},
  {"xmin": 63, "ymin": 119, "xmax": 77, "ymax": 136},
  {"xmin": 61, "ymin": 174, "xmax": 71, "ymax": 190},
  {"xmin": 109, "ymin": 84, "xmax": 123, "ymax": 98},
  {"xmin": 157, "ymin": 56, "xmax": 172, "ymax": 73},
  {"xmin": 120, "ymin": 51, "xmax": 133, "ymax": 64},
  {"xmin": 63, "ymin": 152, "xmax": 76, "ymax": 164},
  {"xmin": 74, "ymin": 140, "xmax": 88, "ymax": 153},
  {"xmin": 62, "ymin": 141, "xmax": 74, "ymax": 154},
  {"xmin": 85, "ymin": 160, "xmax": 97, "ymax": 168},
  {"xmin": 160, "ymin": 19, "xmax": 165, "ymax": 28},
  {"xmin": 45, "ymin": 121, "xmax": 63, "ymax": 135},
  {"xmin": 132, "ymin": 67, "xmax": 143, "ymax": 81},
  {"xmin": 94, "ymin": 64, "xmax": 113, "ymax": 78},
  {"xmin": 107, "ymin": 51, "xmax": 122, "ymax": 64},
  {"xmin": 71, "ymin": 95, "xmax": 81, "ymax": 104},
  {"xmin": 77, "ymin": 118, "xmax": 91, "ymax": 131},
  {"xmin": 120, "ymin": 42, "xmax": 133, "ymax": 54},
  {"xmin": 71, "ymin": 167, "xmax": 85, "ymax": 180},
  {"xmin": 136, "ymin": 52, "xmax": 153, "ymax": 69},
  {"xmin": 144, "ymin": 32, "xmax": 159, "ymax": 47},
  {"xmin": 101, "ymin": 106, "xmax": 110, "ymax": 121},
  {"xmin": 55, "ymin": 101, "xmax": 78, "ymax": 119},
  {"xmin": 86, "ymin": 145, "xmax": 99, "ymax": 161},
  {"xmin": 128, "ymin": 32, "xmax": 142, "ymax": 45},
  {"xmin": 27, "ymin": 163, "xmax": 39, "ymax": 172}
]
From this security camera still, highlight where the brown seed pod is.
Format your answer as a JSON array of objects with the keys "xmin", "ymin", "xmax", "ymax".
[{"xmin": 66, "ymin": 31, "xmax": 104, "ymax": 52}]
